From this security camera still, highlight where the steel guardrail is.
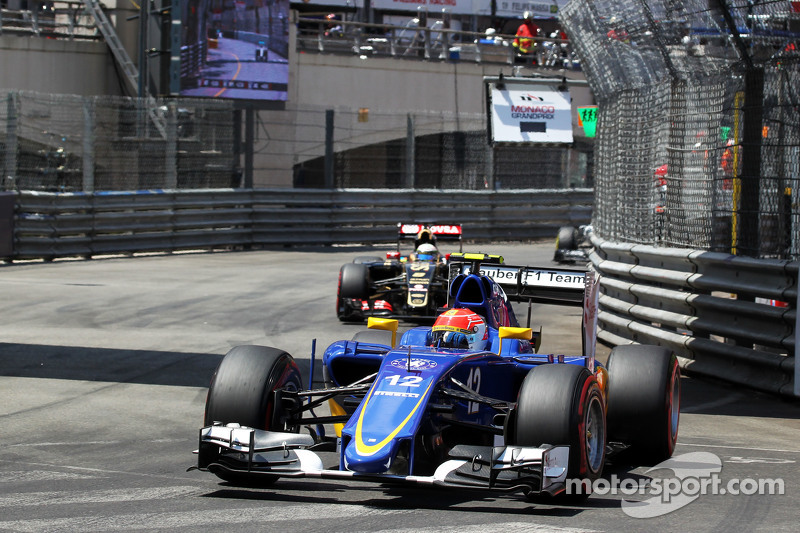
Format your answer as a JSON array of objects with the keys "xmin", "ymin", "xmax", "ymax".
[
  {"xmin": 589, "ymin": 233, "xmax": 798, "ymax": 397},
  {"xmin": 5, "ymin": 188, "xmax": 592, "ymax": 261}
]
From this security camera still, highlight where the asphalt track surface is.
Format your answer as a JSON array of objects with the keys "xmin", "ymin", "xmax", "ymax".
[{"xmin": 1, "ymin": 242, "xmax": 798, "ymax": 532}]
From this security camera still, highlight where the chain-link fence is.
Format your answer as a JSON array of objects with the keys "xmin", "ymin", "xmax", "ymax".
[
  {"xmin": 1, "ymin": 91, "xmax": 236, "ymax": 192},
  {"xmin": 0, "ymin": 92, "xmax": 593, "ymax": 193},
  {"xmin": 277, "ymin": 105, "xmax": 593, "ymax": 190},
  {"xmin": 561, "ymin": 0, "xmax": 800, "ymax": 260}
]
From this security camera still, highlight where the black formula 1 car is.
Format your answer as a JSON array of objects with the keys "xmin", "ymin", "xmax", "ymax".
[
  {"xmin": 336, "ymin": 223, "xmax": 467, "ymax": 322},
  {"xmin": 193, "ymin": 254, "xmax": 681, "ymax": 500},
  {"xmin": 554, "ymin": 224, "xmax": 593, "ymax": 264}
]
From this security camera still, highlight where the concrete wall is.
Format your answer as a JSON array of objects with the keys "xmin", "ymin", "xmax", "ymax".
[{"xmin": 0, "ymin": 36, "xmax": 123, "ymax": 96}]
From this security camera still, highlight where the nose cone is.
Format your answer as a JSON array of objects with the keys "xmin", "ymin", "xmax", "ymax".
[
  {"xmin": 339, "ymin": 350, "xmax": 445, "ymax": 474},
  {"xmin": 343, "ymin": 438, "xmax": 398, "ymax": 473}
]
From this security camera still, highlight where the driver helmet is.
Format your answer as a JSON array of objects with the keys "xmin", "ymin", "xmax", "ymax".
[
  {"xmin": 416, "ymin": 243, "xmax": 439, "ymax": 261},
  {"xmin": 429, "ymin": 309, "xmax": 488, "ymax": 351}
]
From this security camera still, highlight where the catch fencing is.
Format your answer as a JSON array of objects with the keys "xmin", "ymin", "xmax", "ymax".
[
  {"xmin": 561, "ymin": 0, "xmax": 800, "ymax": 261},
  {"xmin": 1, "ymin": 91, "xmax": 237, "ymax": 193},
  {"xmin": 0, "ymin": 188, "xmax": 592, "ymax": 260}
]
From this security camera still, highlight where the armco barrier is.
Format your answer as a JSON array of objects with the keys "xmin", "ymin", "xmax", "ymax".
[
  {"xmin": 590, "ymin": 233, "xmax": 798, "ymax": 397},
  {"xmin": 5, "ymin": 188, "xmax": 593, "ymax": 260}
]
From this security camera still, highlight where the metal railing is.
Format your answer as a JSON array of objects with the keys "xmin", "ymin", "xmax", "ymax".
[
  {"xmin": 1, "ymin": 188, "xmax": 592, "ymax": 261},
  {"xmin": 296, "ymin": 17, "xmax": 580, "ymax": 69},
  {"xmin": 0, "ymin": 1, "xmax": 99, "ymax": 40},
  {"xmin": 589, "ymin": 233, "xmax": 798, "ymax": 397}
]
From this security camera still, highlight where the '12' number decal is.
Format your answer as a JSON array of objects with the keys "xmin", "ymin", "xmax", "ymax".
[{"xmin": 385, "ymin": 375, "xmax": 423, "ymax": 387}]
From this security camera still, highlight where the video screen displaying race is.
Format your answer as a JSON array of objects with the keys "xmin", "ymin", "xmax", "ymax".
[{"xmin": 179, "ymin": 0, "xmax": 289, "ymax": 102}]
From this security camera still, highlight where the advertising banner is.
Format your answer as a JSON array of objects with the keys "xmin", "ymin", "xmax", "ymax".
[
  {"xmin": 488, "ymin": 80, "xmax": 573, "ymax": 144},
  {"xmin": 476, "ymin": 0, "xmax": 569, "ymax": 18},
  {"xmin": 370, "ymin": 0, "xmax": 475, "ymax": 16},
  {"xmin": 290, "ymin": 0, "xmax": 567, "ymax": 17},
  {"xmin": 290, "ymin": 0, "xmax": 364, "ymax": 8}
]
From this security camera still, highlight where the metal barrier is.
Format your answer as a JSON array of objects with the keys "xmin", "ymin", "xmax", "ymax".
[
  {"xmin": 5, "ymin": 188, "xmax": 592, "ymax": 260},
  {"xmin": 296, "ymin": 17, "xmax": 579, "ymax": 69},
  {"xmin": 590, "ymin": 233, "xmax": 798, "ymax": 397},
  {"xmin": 0, "ymin": 1, "xmax": 99, "ymax": 40}
]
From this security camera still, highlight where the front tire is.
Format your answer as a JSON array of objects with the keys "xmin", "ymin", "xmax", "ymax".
[
  {"xmin": 337, "ymin": 265, "xmax": 367, "ymax": 322},
  {"xmin": 204, "ymin": 345, "xmax": 303, "ymax": 485},
  {"xmin": 513, "ymin": 364, "xmax": 606, "ymax": 499},
  {"xmin": 205, "ymin": 345, "xmax": 302, "ymax": 430},
  {"xmin": 606, "ymin": 345, "xmax": 680, "ymax": 465},
  {"xmin": 338, "ymin": 263, "xmax": 369, "ymax": 299},
  {"xmin": 556, "ymin": 226, "xmax": 579, "ymax": 251}
]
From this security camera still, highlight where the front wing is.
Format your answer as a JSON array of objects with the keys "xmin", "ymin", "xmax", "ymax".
[{"xmin": 193, "ymin": 424, "xmax": 570, "ymax": 497}]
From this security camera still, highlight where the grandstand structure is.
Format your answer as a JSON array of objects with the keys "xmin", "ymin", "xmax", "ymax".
[{"xmin": 0, "ymin": 1, "xmax": 594, "ymax": 191}]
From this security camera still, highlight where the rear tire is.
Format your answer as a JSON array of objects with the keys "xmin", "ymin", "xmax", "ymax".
[
  {"xmin": 204, "ymin": 345, "xmax": 303, "ymax": 485},
  {"xmin": 513, "ymin": 364, "xmax": 606, "ymax": 499},
  {"xmin": 606, "ymin": 345, "xmax": 680, "ymax": 465}
]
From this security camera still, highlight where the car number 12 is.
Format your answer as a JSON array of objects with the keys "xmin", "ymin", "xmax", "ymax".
[
  {"xmin": 385, "ymin": 375, "xmax": 423, "ymax": 387},
  {"xmin": 467, "ymin": 367, "xmax": 481, "ymax": 414}
]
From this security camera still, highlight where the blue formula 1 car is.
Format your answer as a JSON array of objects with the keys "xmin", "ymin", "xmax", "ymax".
[{"xmin": 193, "ymin": 255, "xmax": 680, "ymax": 499}]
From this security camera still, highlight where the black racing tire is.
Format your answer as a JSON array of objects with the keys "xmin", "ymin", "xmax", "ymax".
[
  {"xmin": 556, "ymin": 226, "xmax": 579, "ymax": 251},
  {"xmin": 513, "ymin": 364, "xmax": 606, "ymax": 499},
  {"xmin": 353, "ymin": 256, "xmax": 383, "ymax": 264},
  {"xmin": 339, "ymin": 263, "xmax": 369, "ymax": 299},
  {"xmin": 205, "ymin": 345, "xmax": 302, "ymax": 430},
  {"xmin": 204, "ymin": 345, "xmax": 303, "ymax": 485},
  {"xmin": 336, "ymin": 265, "xmax": 366, "ymax": 322},
  {"xmin": 606, "ymin": 345, "xmax": 680, "ymax": 465}
]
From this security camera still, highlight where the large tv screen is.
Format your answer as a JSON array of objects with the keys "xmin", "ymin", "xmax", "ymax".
[{"xmin": 180, "ymin": 0, "xmax": 289, "ymax": 103}]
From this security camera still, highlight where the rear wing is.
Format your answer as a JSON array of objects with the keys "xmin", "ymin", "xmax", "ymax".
[
  {"xmin": 449, "ymin": 258, "xmax": 601, "ymax": 365},
  {"xmin": 397, "ymin": 223, "xmax": 463, "ymax": 251},
  {"xmin": 452, "ymin": 262, "xmax": 587, "ymax": 306},
  {"xmin": 448, "ymin": 252, "xmax": 504, "ymax": 265}
]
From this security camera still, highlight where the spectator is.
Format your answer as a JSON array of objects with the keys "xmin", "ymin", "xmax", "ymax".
[
  {"xmin": 513, "ymin": 11, "xmax": 540, "ymax": 56},
  {"xmin": 477, "ymin": 27, "xmax": 500, "ymax": 45},
  {"xmin": 606, "ymin": 16, "xmax": 630, "ymax": 43},
  {"xmin": 324, "ymin": 13, "xmax": 343, "ymax": 38}
]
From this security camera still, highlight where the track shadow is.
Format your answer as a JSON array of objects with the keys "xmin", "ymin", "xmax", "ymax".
[
  {"xmin": 678, "ymin": 372, "xmax": 800, "ymax": 418},
  {"xmin": 0, "ymin": 342, "xmax": 222, "ymax": 388},
  {"xmin": 201, "ymin": 479, "xmax": 607, "ymax": 515}
]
